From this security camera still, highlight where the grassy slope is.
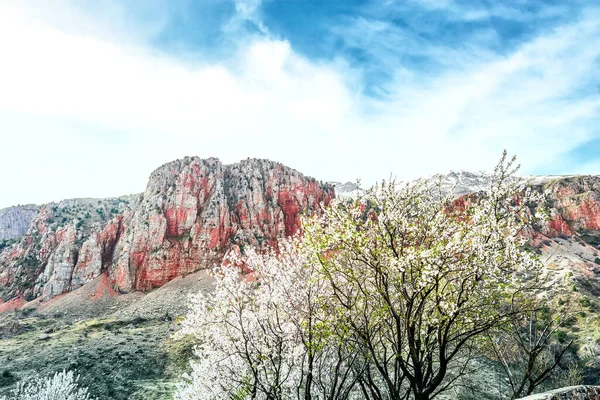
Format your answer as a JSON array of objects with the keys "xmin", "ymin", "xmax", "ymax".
[{"xmin": 0, "ymin": 271, "xmax": 212, "ymax": 400}]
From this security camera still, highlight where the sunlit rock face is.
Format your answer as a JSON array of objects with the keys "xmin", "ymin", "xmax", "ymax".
[
  {"xmin": 535, "ymin": 176, "xmax": 600, "ymax": 241},
  {"xmin": 110, "ymin": 157, "xmax": 333, "ymax": 292},
  {"xmin": 445, "ymin": 174, "xmax": 600, "ymax": 293},
  {"xmin": 0, "ymin": 157, "xmax": 334, "ymax": 302},
  {"xmin": 3, "ymin": 163, "xmax": 600, "ymax": 305},
  {"xmin": 0, "ymin": 197, "xmax": 138, "ymax": 302},
  {"xmin": 0, "ymin": 205, "xmax": 39, "ymax": 241},
  {"xmin": 439, "ymin": 172, "xmax": 600, "ymax": 245}
]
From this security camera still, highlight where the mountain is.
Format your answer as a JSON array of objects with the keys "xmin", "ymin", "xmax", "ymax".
[
  {"xmin": 2, "ymin": 163, "xmax": 600, "ymax": 309},
  {"xmin": 0, "ymin": 205, "xmax": 39, "ymax": 242},
  {"xmin": 439, "ymin": 172, "xmax": 600, "ymax": 242},
  {"xmin": 333, "ymin": 171, "xmax": 600, "ymax": 250},
  {"xmin": 329, "ymin": 181, "xmax": 363, "ymax": 199},
  {"xmin": 1, "ymin": 164, "xmax": 600, "ymax": 399},
  {"xmin": 334, "ymin": 171, "xmax": 600, "ymax": 283},
  {"xmin": 533, "ymin": 175, "xmax": 600, "ymax": 240},
  {"xmin": 0, "ymin": 157, "xmax": 333, "ymax": 305},
  {"xmin": 436, "ymin": 170, "xmax": 496, "ymax": 197}
]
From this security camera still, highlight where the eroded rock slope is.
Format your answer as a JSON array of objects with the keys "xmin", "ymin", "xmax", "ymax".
[{"xmin": 0, "ymin": 157, "xmax": 333, "ymax": 303}]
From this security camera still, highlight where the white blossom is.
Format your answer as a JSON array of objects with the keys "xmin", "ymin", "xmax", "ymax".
[
  {"xmin": 175, "ymin": 240, "xmax": 362, "ymax": 400},
  {"xmin": 1, "ymin": 370, "xmax": 95, "ymax": 400}
]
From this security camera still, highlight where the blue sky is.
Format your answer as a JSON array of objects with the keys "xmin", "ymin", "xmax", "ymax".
[{"xmin": 0, "ymin": 0, "xmax": 599, "ymax": 208}]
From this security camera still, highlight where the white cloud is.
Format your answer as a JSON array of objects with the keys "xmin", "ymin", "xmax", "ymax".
[
  {"xmin": 233, "ymin": 0, "xmax": 263, "ymax": 23},
  {"xmin": 227, "ymin": 0, "xmax": 269, "ymax": 35},
  {"xmin": 0, "ymin": 2, "xmax": 599, "ymax": 208}
]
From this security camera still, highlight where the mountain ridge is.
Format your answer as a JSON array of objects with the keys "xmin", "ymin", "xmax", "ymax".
[
  {"xmin": 2, "ymin": 162, "xmax": 600, "ymax": 309},
  {"xmin": 0, "ymin": 157, "xmax": 333, "ymax": 304}
]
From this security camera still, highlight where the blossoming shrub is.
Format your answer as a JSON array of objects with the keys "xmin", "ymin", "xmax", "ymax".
[
  {"xmin": 0, "ymin": 370, "xmax": 95, "ymax": 400},
  {"xmin": 175, "ymin": 239, "xmax": 362, "ymax": 400}
]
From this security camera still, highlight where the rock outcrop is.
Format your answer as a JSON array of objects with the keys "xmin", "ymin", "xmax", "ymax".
[
  {"xmin": 2, "ymin": 164, "xmax": 600, "ymax": 306},
  {"xmin": 109, "ymin": 157, "xmax": 333, "ymax": 292},
  {"xmin": 0, "ymin": 157, "xmax": 333, "ymax": 303},
  {"xmin": 534, "ymin": 176, "xmax": 600, "ymax": 243},
  {"xmin": 0, "ymin": 205, "xmax": 39, "ymax": 241},
  {"xmin": 517, "ymin": 385, "xmax": 600, "ymax": 400},
  {"xmin": 439, "ymin": 173, "xmax": 600, "ymax": 246},
  {"xmin": 0, "ymin": 196, "xmax": 138, "ymax": 301},
  {"xmin": 444, "ymin": 174, "xmax": 600, "ymax": 303}
]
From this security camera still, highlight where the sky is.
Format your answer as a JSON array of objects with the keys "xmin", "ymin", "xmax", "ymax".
[{"xmin": 0, "ymin": 0, "xmax": 599, "ymax": 208}]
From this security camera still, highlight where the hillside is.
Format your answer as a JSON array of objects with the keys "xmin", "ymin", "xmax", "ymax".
[
  {"xmin": 1, "ymin": 164, "xmax": 600, "ymax": 399},
  {"xmin": 0, "ymin": 157, "xmax": 333, "ymax": 306}
]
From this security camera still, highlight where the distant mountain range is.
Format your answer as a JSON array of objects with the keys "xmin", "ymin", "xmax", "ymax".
[{"xmin": 1, "ymin": 159, "xmax": 600, "ymax": 313}]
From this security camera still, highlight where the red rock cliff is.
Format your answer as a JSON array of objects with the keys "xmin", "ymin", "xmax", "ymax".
[
  {"xmin": 534, "ymin": 176, "xmax": 600, "ymax": 243},
  {"xmin": 0, "ymin": 157, "xmax": 334, "ymax": 302}
]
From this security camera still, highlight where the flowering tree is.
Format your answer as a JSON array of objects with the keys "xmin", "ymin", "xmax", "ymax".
[
  {"xmin": 175, "ymin": 240, "xmax": 363, "ymax": 400},
  {"xmin": 0, "ymin": 370, "xmax": 95, "ymax": 400},
  {"xmin": 177, "ymin": 153, "xmax": 550, "ymax": 400},
  {"xmin": 302, "ymin": 152, "xmax": 546, "ymax": 400}
]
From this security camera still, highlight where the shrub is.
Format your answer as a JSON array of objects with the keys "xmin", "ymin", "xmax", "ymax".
[
  {"xmin": 554, "ymin": 329, "xmax": 569, "ymax": 344},
  {"xmin": 2, "ymin": 370, "xmax": 95, "ymax": 400}
]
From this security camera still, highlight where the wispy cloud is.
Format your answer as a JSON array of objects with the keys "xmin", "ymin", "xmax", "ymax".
[
  {"xmin": 407, "ymin": 0, "xmax": 573, "ymax": 22},
  {"xmin": 230, "ymin": 0, "xmax": 268, "ymax": 34},
  {"xmin": 0, "ymin": 1, "xmax": 599, "ymax": 207}
]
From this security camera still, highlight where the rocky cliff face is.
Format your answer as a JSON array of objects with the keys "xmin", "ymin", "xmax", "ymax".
[
  {"xmin": 535, "ymin": 176, "xmax": 600, "ymax": 242},
  {"xmin": 0, "ymin": 205, "xmax": 40, "ymax": 242},
  {"xmin": 445, "ymin": 174, "xmax": 600, "ymax": 302},
  {"xmin": 109, "ymin": 157, "xmax": 333, "ymax": 293},
  {"xmin": 0, "ymin": 196, "xmax": 138, "ymax": 302},
  {"xmin": 0, "ymin": 157, "xmax": 333, "ymax": 303},
  {"xmin": 2, "ymin": 163, "xmax": 599, "ymax": 306},
  {"xmin": 438, "ymin": 172, "xmax": 600, "ymax": 245}
]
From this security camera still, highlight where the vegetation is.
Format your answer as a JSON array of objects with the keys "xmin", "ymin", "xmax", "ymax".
[
  {"xmin": 0, "ymin": 370, "xmax": 95, "ymax": 400},
  {"xmin": 484, "ymin": 306, "xmax": 575, "ymax": 399},
  {"xmin": 0, "ymin": 239, "xmax": 17, "ymax": 253},
  {"xmin": 0, "ymin": 315, "xmax": 182, "ymax": 400},
  {"xmin": 2, "ymin": 156, "xmax": 597, "ymax": 399},
  {"xmin": 176, "ymin": 153, "xmax": 569, "ymax": 400}
]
